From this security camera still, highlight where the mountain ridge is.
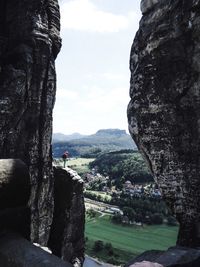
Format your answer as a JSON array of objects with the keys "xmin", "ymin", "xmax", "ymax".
[
  {"xmin": 53, "ymin": 132, "xmax": 87, "ymax": 142},
  {"xmin": 52, "ymin": 128, "xmax": 136, "ymax": 157}
]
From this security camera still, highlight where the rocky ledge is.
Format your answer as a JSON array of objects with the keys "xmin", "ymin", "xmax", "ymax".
[{"xmin": 125, "ymin": 246, "xmax": 200, "ymax": 267}]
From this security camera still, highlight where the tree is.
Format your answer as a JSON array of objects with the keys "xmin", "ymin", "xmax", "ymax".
[
  {"xmin": 112, "ymin": 213, "xmax": 123, "ymax": 224},
  {"xmin": 93, "ymin": 240, "xmax": 104, "ymax": 252},
  {"xmin": 89, "ymin": 150, "xmax": 153, "ymax": 185},
  {"xmin": 122, "ymin": 207, "xmax": 136, "ymax": 221},
  {"xmin": 105, "ymin": 242, "xmax": 113, "ymax": 250},
  {"xmin": 167, "ymin": 215, "xmax": 177, "ymax": 226},
  {"xmin": 150, "ymin": 213, "xmax": 163, "ymax": 224},
  {"xmin": 105, "ymin": 243, "xmax": 114, "ymax": 256},
  {"xmin": 87, "ymin": 209, "xmax": 97, "ymax": 218}
]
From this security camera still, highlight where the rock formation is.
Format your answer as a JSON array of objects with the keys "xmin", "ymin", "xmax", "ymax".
[
  {"xmin": 49, "ymin": 167, "xmax": 85, "ymax": 267},
  {"xmin": 0, "ymin": 232, "xmax": 73, "ymax": 267},
  {"xmin": 0, "ymin": 159, "xmax": 30, "ymax": 239},
  {"xmin": 125, "ymin": 246, "xmax": 200, "ymax": 267},
  {"xmin": 128, "ymin": 0, "xmax": 200, "ymax": 247},
  {"xmin": 0, "ymin": 0, "xmax": 61, "ymax": 245},
  {"xmin": 0, "ymin": 1, "xmax": 85, "ymax": 266}
]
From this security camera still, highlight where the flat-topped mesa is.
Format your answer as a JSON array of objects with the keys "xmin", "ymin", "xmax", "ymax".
[
  {"xmin": 0, "ymin": 0, "xmax": 61, "ymax": 245},
  {"xmin": 128, "ymin": 0, "xmax": 200, "ymax": 247}
]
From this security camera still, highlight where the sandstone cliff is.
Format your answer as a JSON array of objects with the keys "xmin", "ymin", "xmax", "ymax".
[
  {"xmin": 0, "ymin": 1, "xmax": 85, "ymax": 266},
  {"xmin": 49, "ymin": 167, "xmax": 85, "ymax": 267},
  {"xmin": 0, "ymin": 0, "xmax": 61, "ymax": 245},
  {"xmin": 128, "ymin": 0, "xmax": 200, "ymax": 247}
]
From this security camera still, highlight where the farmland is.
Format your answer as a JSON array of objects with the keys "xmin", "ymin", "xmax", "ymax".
[{"xmin": 85, "ymin": 214, "xmax": 178, "ymax": 265}]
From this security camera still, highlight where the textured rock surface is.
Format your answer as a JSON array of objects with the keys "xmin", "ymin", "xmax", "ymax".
[
  {"xmin": 49, "ymin": 166, "xmax": 85, "ymax": 267},
  {"xmin": 0, "ymin": 0, "xmax": 61, "ymax": 245},
  {"xmin": 0, "ymin": 159, "xmax": 30, "ymax": 238},
  {"xmin": 140, "ymin": 0, "xmax": 159, "ymax": 14},
  {"xmin": 129, "ymin": 262, "xmax": 163, "ymax": 267},
  {"xmin": 0, "ymin": 232, "xmax": 73, "ymax": 267},
  {"xmin": 0, "ymin": 159, "xmax": 30, "ymax": 208},
  {"xmin": 125, "ymin": 246, "xmax": 200, "ymax": 267},
  {"xmin": 128, "ymin": 0, "xmax": 200, "ymax": 246}
]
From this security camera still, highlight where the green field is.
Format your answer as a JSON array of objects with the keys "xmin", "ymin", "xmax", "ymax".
[
  {"xmin": 87, "ymin": 190, "xmax": 112, "ymax": 201},
  {"xmin": 64, "ymin": 158, "xmax": 94, "ymax": 175},
  {"xmin": 85, "ymin": 215, "xmax": 178, "ymax": 265}
]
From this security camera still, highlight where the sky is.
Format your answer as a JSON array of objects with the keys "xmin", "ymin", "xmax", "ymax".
[{"xmin": 53, "ymin": 0, "xmax": 141, "ymax": 135}]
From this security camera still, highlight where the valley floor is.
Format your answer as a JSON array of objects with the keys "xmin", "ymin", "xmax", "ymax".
[{"xmin": 85, "ymin": 211, "xmax": 178, "ymax": 265}]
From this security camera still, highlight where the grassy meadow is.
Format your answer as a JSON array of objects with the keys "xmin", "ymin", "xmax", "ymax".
[
  {"xmin": 85, "ymin": 214, "xmax": 178, "ymax": 265},
  {"xmin": 87, "ymin": 190, "xmax": 112, "ymax": 201},
  {"xmin": 60, "ymin": 157, "xmax": 95, "ymax": 175}
]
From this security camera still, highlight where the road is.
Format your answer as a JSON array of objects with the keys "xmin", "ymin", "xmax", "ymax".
[
  {"xmin": 85, "ymin": 198, "xmax": 120, "ymax": 210},
  {"xmin": 83, "ymin": 256, "xmax": 118, "ymax": 267}
]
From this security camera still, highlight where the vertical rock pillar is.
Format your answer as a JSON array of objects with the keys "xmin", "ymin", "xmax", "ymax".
[
  {"xmin": 49, "ymin": 167, "xmax": 85, "ymax": 267},
  {"xmin": 128, "ymin": 0, "xmax": 200, "ymax": 247},
  {"xmin": 0, "ymin": 0, "xmax": 61, "ymax": 245}
]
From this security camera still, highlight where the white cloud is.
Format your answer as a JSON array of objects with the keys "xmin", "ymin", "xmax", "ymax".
[
  {"xmin": 101, "ymin": 72, "xmax": 128, "ymax": 81},
  {"xmin": 56, "ymin": 88, "xmax": 78, "ymax": 99},
  {"xmin": 53, "ymin": 86, "xmax": 130, "ymax": 134},
  {"xmin": 85, "ymin": 72, "xmax": 129, "ymax": 83},
  {"xmin": 79, "ymin": 86, "xmax": 129, "ymax": 112},
  {"xmin": 60, "ymin": 0, "xmax": 138, "ymax": 33}
]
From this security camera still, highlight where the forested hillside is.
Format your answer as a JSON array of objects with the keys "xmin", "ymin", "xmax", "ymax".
[
  {"xmin": 52, "ymin": 129, "xmax": 136, "ymax": 157},
  {"xmin": 89, "ymin": 150, "xmax": 153, "ymax": 184}
]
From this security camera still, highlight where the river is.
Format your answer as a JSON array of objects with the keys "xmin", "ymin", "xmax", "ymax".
[{"xmin": 83, "ymin": 256, "xmax": 117, "ymax": 267}]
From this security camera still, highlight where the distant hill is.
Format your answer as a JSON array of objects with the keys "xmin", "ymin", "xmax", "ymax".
[
  {"xmin": 52, "ymin": 129, "xmax": 137, "ymax": 158},
  {"xmin": 53, "ymin": 132, "xmax": 87, "ymax": 142}
]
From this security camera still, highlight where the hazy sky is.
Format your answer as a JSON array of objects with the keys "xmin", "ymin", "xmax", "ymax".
[{"xmin": 53, "ymin": 0, "xmax": 141, "ymax": 134}]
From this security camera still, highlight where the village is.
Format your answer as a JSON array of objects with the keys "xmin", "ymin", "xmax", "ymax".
[{"xmin": 84, "ymin": 168, "xmax": 162, "ymax": 199}]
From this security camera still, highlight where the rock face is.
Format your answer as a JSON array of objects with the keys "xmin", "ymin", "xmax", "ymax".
[
  {"xmin": 0, "ymin": 159, "xmax": 30, "ymax": 239},
  {"xmin": 125, "ymin": 246, "xmax": 200, "ymax": 267},
  {"xmin": 0, "ymin": 0, "xmax": 61, "ymax": 245},
  {"xmin": 128, "ymin": 0, "xmax": 200, "ymax": 247},
  {"xmin": 0, "ymin": 232, "xmax": 73, "ymax": 267},
  {"xmin": 49, "ymin": 167, "xmax": 85, "ymax": 267}
]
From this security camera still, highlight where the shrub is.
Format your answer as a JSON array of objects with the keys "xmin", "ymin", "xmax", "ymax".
[
  {"xmin": 167, "ymin": 215, "xmax": 177, "ymax": 226},
  {"xmin": 150, "ymin": 213, "xmax": 163, "ymax": 224},
  {"xmin": 122, "ymin": 207, "xmax": 136, "ymax": 221},
  {"xmin": 93, "ymin": 240, "xmax": 104, "ymax": 252},
  {"xmin": 112, "ymin": 213, "xmax": 123, "ymax": 224},
  {"xmin": 86, "ymin": 209, "xmax": 98, "ymax": 218}
]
